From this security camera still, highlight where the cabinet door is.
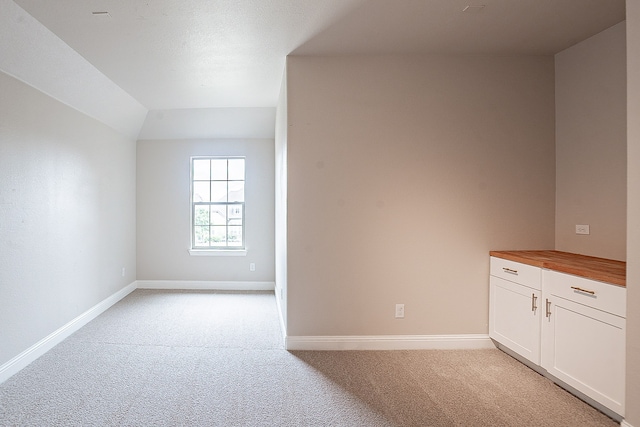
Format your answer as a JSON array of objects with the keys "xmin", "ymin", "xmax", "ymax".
[
  {"xmin": 489, "ymin": 276, "xmax": 541, "ymax": 364},
  {"xmin": 541, "ymin": 295, "xmax": 625, "ymax": 416}
]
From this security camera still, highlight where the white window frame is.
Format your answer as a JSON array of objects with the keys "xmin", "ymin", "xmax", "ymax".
[{"xmin": 189, "ymin": 156, "xmax": 246, "ymax": 255}]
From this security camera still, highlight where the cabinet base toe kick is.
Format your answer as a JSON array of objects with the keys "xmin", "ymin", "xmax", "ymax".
[{"xmin": 493, "ymin": 341, "xmax": 624, "ymax": 423}]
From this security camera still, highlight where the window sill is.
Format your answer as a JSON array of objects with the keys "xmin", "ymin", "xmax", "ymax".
[{"xmin": 188, "ymin": 249, "xmax": 247, "ymax": 257}]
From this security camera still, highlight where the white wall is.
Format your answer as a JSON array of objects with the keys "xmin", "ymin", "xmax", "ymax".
[
  {"xmin": 138, "ymin": 108, "xmax": 276, "ymax": 140},
  {"xmin": 626, "ymin": 2, "xmax": 640, "ymax": 425},
  {"xmin": 275, "ymin": 70, "xmax": 288, "ymax": 328},
  {"xmin": 0, "ymin": 71, "xmax": 136, "ymax": 367},
  {"xmin": 555, "ymin": 22, "xmax": 627, "ymax": 261},
  {"xmin": 136, "ymin": 139, "xmax": 275, "ymax": 283},
  {"xmin": 285, "ymin": 55, "xmax": 556, "ymax": 337}
]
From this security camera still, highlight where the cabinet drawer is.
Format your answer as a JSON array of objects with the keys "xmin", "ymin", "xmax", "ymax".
[
  {"xmin": 543, "ymin": 270, "xmax": 626, "ymax": 318},
  {"xmin": 490, "ymin": 257, "xmax": 541, "ymax": 290}
]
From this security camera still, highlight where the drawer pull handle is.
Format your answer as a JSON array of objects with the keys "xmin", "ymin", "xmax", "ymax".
[
  {"xmin": 531, "ymin": 294, "xmax": 537, "ymax": 312},
  {"xmin": 502, "ymin": 267, "xmax": 518, "ymax": 275},
  {"xmin": 545, "ymin": 299, "xmax": 551, "ymax": 318},
  {"xmin": 571, "ymin": 286, "xmax": 595, "ymax": 295}
]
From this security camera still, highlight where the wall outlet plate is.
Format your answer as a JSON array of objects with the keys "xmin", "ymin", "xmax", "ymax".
[
  {"xmin": 575, "ymin": 224, "xmax": 590, "ymax": 235},
  {"xmin": 395, "ymin": 304, "xmax": 405, "ymax": 318}
]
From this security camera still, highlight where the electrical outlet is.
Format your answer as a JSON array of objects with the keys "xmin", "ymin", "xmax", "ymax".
[
  {"xmin": 121, "ymin": 267, "xmax": 125, "ymax": 277},
  {"xmin": 575, "ymin": 224, "xmax": 590, "ymax": 235},
  {"xmin": 250, "ymin": 263, "xmax": 256, "ymax": 271},
  {"xmin": 395, "ymin": 304, "xmax": 405, "ymax": 318}
]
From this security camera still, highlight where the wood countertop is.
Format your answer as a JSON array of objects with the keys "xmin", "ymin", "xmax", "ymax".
[{"xmin": 489, "ymin": 250, "xmax": 626, "ymax": 287}]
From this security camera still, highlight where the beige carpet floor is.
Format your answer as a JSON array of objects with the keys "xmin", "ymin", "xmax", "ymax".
[{"xmin": 0, "ymin": 290, "xmax": 618, "ymax": 426}]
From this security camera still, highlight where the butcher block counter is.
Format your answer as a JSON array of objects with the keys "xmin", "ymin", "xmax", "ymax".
[{"xmin": 489, "ymin": 250, "xmax": 626, "ymax": 287}]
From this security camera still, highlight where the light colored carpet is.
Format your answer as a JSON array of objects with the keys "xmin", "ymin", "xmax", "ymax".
[{"xmin": 0, "ymin": 290, "xmax": 618, "ymax": 426}]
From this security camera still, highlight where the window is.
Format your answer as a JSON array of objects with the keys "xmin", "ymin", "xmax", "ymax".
[{"xmin": 191, "ymin": 157, "xmax": 245, "ymax": 250}]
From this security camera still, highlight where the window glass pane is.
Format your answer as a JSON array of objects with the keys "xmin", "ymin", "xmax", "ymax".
[
  {"xmin": 211, "ymin": 159, "xmax": 228, "ymax": 180},
  {"xmin": 228, "ymin": 181, "xmax": 244, "ymax": 202},
  {"xmin": 210, "ymin": 205, "xmax": 226, "ymax": 226},
  {"xmin": 193, "ymin": 182, "xmax": 210, "ymax": 202},
  {"xmin": 228, "ymin": 204, "xmax": 242, "ymax": 227},
  {"xmin": 211, "ymin": 181, "xmax": 227, "ymax": 202},
  {"xmin": 194, "ymin": 226, "xmax": 210, "ymax": 247},
  {"xmin": 193, "ymin": 159, "xmax": 210, "ymax": 181},
  {"xmin": 228, "ymin": 218, "xmax": 242, "ymax": 227},
  {"xmin": 227, "ymin": 226, "xmax": 243, "ymax": 246},
  {"xmin": 210, "ymin": 226, "xmax": 227, "ymax": 245},
  {"xmin": 194, "ymin": 205, "xmax": 210, "ymax": 225},
  {"xmin": 228, "ymin": 159, "xmax": 245, "ymax": 181}
]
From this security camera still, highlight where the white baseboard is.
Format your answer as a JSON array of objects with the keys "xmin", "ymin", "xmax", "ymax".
[
  {"xmin": 136, "ymin": 280, "xmax": 275, "ymax": 291},
  {"xmin": 0, "ymin": 281, "xmax": 137, "ymax": 385},
  {"xmin": 285, "ymin": 334, "xmax": 494, "ymax": 351}
]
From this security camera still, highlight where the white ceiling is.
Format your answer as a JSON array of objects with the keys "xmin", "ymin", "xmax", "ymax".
[{"xmin": 13, "ymin": 0, "xmax": 626, "ymax": 112}]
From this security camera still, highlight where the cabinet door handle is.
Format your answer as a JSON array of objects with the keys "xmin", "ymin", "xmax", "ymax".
[
  {"xmin": 502, "ymin": 267, "xmax": 518, "ymax": 275},
  {"xmin": 531, "ymin": 294, "xmax": 537, "ymax": 312},
  {"xmin": 571, "ymin": 286, "xmax": 595, "ymax": 295},
  {"xmin": 545, "ymin": 299, "xmax": 551, "ymax": 318}
]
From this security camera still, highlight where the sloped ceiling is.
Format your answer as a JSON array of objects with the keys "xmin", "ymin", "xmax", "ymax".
[
  {"xmin": 0, "ymin": 0, "xmax": 147, "ymax": 139},
  {"xmin": 13, "ymin": 0, "xmax": 367, "ymax": 110},
  {"xmin": 5, "ymin": 0, "xmax": 627, "ymax": 139}
]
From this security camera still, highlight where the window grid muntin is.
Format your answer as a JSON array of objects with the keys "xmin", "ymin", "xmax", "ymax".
[{"xmin": 191, "ymin": 157, "xmax": 245, "ymax": 249}]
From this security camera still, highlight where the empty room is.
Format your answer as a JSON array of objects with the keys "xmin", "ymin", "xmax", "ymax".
[{"xmin": 1, "ymin": 0, "xmax": 639, "ymax": 426}]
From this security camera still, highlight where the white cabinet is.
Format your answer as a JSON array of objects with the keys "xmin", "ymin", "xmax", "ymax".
[
  {"xmin": 489, "ymin": 257, "xmax": 542, "ymax": 364},
  {"xmin": 541, "ymin": 270, "xmax": 626, "ymax": 416},
  {"xmin": 489, "ymin": 256, "xmax": 627, "ymax": 417}
]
